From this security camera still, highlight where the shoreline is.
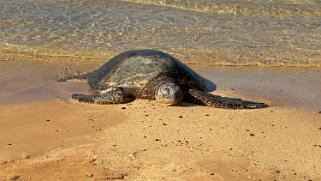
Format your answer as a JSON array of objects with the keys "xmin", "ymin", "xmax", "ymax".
[{"xmin": 1, "ymin": 45, "xmax": 321, "ymax": 68}]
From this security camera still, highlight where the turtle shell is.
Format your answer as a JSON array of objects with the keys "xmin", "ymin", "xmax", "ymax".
[{"xmin": 88, "ymin": 49, "xmax": 214, "ymax": 92}]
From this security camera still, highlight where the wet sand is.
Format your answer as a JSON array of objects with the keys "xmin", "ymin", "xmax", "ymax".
[
  {"xmin": 0, "ymin": 61, "xmax": 321, "ymax": 180},
  {"xmin": 195, "ymin": 66, "xmax": 321, "ymax": 110}
]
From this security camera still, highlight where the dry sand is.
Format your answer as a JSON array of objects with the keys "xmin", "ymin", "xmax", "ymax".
[{"xmin": 0, "ymin": 61, "xmax": 321, "ymax": 180}]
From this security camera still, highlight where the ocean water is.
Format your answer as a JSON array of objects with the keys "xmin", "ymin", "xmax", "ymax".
[{"xmin": 1, "ymin": 0, "xmax": 321, "ymax": 66}]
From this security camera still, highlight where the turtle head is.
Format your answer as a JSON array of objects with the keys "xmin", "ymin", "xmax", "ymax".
[{"xmin": 156, "ymin": 83, "xmax": 182, "ymax": 106}]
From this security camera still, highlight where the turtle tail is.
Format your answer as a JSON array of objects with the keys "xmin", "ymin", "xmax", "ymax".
[{"xmin": 185, "ymin": 89, "xmax": 268, "ymax": 109}]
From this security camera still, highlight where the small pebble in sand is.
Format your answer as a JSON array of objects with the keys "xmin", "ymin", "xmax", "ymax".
[
  {"xmin": 210, "ymin": 173, "xmax": 215, "ymax": 175},
  {"xmin": 86, "ymin": 173, "xmax": 94, "ymax": 178},
  {"xmin": 106, "ymin": 173, "xmax": 127, "ymax": 180},
  {"xmin": 46, "ymin": 119, "xmax": 50, "ymax": 122},
  {"xmin": 23, "ymin": 154, "xmax": 31, "ymax": 159},
  {"xmin": 121, "ymin": 107, "xmax": 126, "ymax": 109},
  {"xmin": 249, "ymin": 134, "xmax": 255, "ymax": 136},
  {"xmin": 178, "ymin": 116, "xmax": 183, "ymax": 118},
  {"xmin": 8, "ymin": 144, "xmax": 12, "ymax": 146},
  {"xmin": 155, "ymin": 139, "xmax": 161, "ymax": 141},
  {"xmin": 205, "ymin": 114, "xmax": 210, "ymax": 116},
  {"xmin": 11, "ymin": 175, "xmax": 20, "ymax": 181},
  {"xmin": 319, "ymin": 127, "xmax": 321, "ymax": 130}
]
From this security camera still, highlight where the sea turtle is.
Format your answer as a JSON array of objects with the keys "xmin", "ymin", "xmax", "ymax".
[{"xmin": 60, "ymin": 49, "xmax": 268, "ymax": 109}]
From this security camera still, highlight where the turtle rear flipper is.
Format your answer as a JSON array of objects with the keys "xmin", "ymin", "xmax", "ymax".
[
  {"xmin": 57, "ymin": 72, "xmax": 91, "ymax": 82},
  {"xmin": 72, "ymin": 88, "xmax": 135, "ymax": 104},
  {"xmin": 185, "ymin": 89, "xmax": 268, "ymax": 109}
]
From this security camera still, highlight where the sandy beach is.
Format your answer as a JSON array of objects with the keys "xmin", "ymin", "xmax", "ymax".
[
  {"xmin": 0, "ymin": 61, "xmax": 320, "ymax": 180},
  {"xmin": 1, "ymin": 0, "xmax": 321, "ymax": 180}
]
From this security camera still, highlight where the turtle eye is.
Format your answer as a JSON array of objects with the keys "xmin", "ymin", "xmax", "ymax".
[{"xmin": 127, "ymin": 94, "xmax": 135, "ymax": 99}]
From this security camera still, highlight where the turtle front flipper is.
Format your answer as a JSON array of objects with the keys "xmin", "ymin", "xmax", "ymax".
[
  {"xmin": 184, "ymin": 89, "xmax": 268, "ymax": 109},
  {"xmin": 72, "ymin": 88, "xmax": 135, "ymax": 104}
]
